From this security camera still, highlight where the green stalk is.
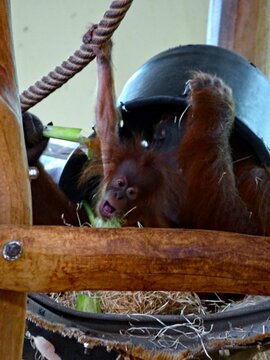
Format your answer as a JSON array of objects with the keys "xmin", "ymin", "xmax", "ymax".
[
  {"xmin": 43, "ymin": 125, "xmax": 85, "ymax": 143},
  {"xmin": 43, "ymin": 125, "xmax": 94, "ymax": 158}
]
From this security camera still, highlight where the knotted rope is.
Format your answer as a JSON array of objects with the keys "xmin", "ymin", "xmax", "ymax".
[{"xmin": 20, "ymin": 0, "xmax": 133, "ymax": 113}]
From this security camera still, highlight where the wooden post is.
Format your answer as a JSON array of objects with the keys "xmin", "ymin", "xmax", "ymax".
[
  {"xmin": 207, "ymin": 0, "xmax": 270, "ymax": 79},
  {"xmin": 0, "ymin": 0, "xmax": 32, "ymax": 359}
]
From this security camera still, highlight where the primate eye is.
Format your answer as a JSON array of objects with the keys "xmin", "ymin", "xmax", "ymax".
[
  {"xmin": 117, "ymin": 177, "xmax": 126, "ymax": 187},
  {"xmin": 126, "ymin": 187, "xmax": 138, "ymax": 200}
]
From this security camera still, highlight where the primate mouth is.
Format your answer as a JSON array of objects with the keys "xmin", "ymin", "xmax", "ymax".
[{"xmin": 101, "ymin": 201, "xmax": 116, "ymax": 217}]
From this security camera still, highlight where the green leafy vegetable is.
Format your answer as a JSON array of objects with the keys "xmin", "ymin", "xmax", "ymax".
[
  {"xmin": 76, "ymin": 293, "xmax": 101, "ymax": 313},
  {"xmin": 82, "ymin": 200, "xmax": 122, "ymax": 228}
]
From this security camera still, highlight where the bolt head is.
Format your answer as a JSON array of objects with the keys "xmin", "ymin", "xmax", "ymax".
[{"xmin": 2, "ymin": 240, "xmax": 23, "ymax": 261}]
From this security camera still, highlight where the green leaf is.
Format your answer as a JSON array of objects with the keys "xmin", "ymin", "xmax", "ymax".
[{"xmin": 76, "ymin": 293, "xmax": 101, "ymax": 313}]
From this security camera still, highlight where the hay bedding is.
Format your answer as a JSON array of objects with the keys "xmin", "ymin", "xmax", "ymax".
[
  {"xmin": 46, "ymin": 291, "xmax": 270, "ymax": 359},
  {"xmin": 49, "ymin": 290, "xmax": 239, "ymax": 315}
]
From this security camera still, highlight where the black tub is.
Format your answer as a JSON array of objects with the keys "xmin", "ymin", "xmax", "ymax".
[{"xmin": 117, "ymin": 44, "xmax": 270, "ymax": 165}]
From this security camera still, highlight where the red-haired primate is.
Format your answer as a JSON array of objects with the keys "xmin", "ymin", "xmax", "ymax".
[
  {"xmin": 25, "ymin": 41, "xmax": 270, "ymax": 235},
  {"xmin": 80, "ymin": 40, "xmax": 270, "ymax": 235}
]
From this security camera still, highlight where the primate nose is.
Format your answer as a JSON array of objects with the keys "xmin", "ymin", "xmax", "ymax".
[{"xmin": 114, "ymin": 190, "xmax": 124, "ymax": 200}]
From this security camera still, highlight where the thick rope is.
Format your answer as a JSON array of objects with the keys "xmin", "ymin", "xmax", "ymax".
[{"xmin": 20, "ymin": 0, "xmax": 133, "ymax": 113}]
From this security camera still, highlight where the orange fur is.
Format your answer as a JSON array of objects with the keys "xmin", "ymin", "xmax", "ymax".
[{"xmin": 80, "ymin": 43, "xmax": 270, "ymax": 234}]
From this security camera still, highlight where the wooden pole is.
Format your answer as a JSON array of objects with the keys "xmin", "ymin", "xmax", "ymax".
[
  {"xmin": 207, "ymin": 0, "xmax": 270, "ymax": 79},
  {"xmin": 0, "ymin": 0, "xmax": 32, "ymax": 359},
  {"xmin": 0, "ymin": 226, "xmax": 270, "ymax": 295}
]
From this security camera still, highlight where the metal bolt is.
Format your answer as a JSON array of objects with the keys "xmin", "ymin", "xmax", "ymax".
[
  {"xmin": 25, "ymin": 331, "xmax": 32, "ymax": 340},
  {"xmin": 29, "ymin": 166, "xmax": 39, "ymax": 180},
  {"xmin": 2, "ymin": 240, "xmax": 23, "ymax": 261}
]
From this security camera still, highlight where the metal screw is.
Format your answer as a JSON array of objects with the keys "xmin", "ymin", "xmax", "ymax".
[
  {"xmin": 25, "ymin": 331, "xmax": 32, "ymax": 340},
  {"xmin": 2, "ymin": 240, "xmax": 23, "ymax": 261},
  {"xmin": 29, "ymin": 166, "xmax": 39, "ymax": 180}
]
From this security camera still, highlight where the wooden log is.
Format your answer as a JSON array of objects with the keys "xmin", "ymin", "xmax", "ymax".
[
  {"xmin": 0, "ymin": 225, "xmax": 270, "ymax": 295},
  {"xmin": 0, "ymin": 1, "xmax": 32, "ymax": 359},
  {"xmin": 207, "ymin": 0, "xmax": 270, "ymax": 79}
]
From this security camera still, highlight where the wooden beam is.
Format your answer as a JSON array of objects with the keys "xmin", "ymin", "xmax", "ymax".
[
  {"xmin": 0, "ymin": 1, "xmax": 32, "ymax": 359},
  {"xmin": 207, "ymin": 0, "xmax": 270, "ymax": 79},
  {"xmin": 0, "ymin": 225, "xmax": 270, "ymax": 295}
]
